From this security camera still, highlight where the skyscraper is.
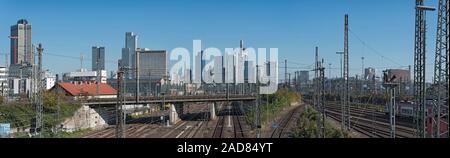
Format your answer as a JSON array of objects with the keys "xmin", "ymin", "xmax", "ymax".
[
  {"xmin": 194, "ymin": 50, "xmax": 204, "ymax": 83},
  {"xmin": 299, "ymin": 71, "xmax": 309, "ymax": 84},
  {"xmin": 10, "ymin": 19, "xmax": 32, "ymax": 65},
  {"xmin": 121, "ymin": 32, "xmax": 138, "ymax": 78},
  {"xmin": 92, "ymin": 46, "xmax": 105, "ymax": 71},
  {"xmin": 214, "ymin": 56, "xmax": 223, "ymax": 83},
  {"xmin": 136, "ymin": 48, "xmax": 167, "ymax": 81},
  {"xmin": 364, "ymin": 67, "xmax": 376, "ymax": 80}
]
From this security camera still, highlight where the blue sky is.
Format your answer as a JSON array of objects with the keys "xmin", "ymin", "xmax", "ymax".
[{"xmin": 0, "ymin": 0, "xmax": 440, "ymax": 81}]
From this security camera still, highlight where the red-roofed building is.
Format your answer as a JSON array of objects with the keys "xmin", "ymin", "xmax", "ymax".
[{"xmin": 51, "ymin": 82, "xmax": 117, "ymax": 99}]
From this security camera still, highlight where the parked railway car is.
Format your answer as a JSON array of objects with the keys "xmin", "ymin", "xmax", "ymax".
[
  {"xmin": 384, "ymin": 101, "xmax": 433, "ymax": 118},
  {"xmin": 384, "ymin": 101, "xmax": 415, "ymax": 118}
]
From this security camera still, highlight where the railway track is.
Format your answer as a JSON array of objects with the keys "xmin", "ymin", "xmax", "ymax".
[
  {"xmin": 325, "ymin": 103, "xmax": 415, "ymax": 128},
  {"xmin": 84, "ymin": 104, "xmax": 211, "ymax": 138},
  {"xmin": 175, "ymin": 112, "xmax": 210, "ymax": 138},
  {"xmin": 212, "ymin": 111, "xmax": 226, "ymax": 138},
  {"xmin": 270, "ymin": 105, "xmax": 302, "ymax": 138},
  {"xmin": 212, "ymin": 102, "xmax": 247, "ymax": 138},
  {"xmin": 326, "ymin": 108, "xmax": 415, "ymax": 138},
  {"xmin": 232, "ymin": 103, "xmax": 245, "ymax": 138},
  {"xmin": 167, "ymin": 104, "xmax": 211, "ymax": 138},
  {"xmin": 304, "ymin": 99, "xmax": 415, "ymax": 138}
]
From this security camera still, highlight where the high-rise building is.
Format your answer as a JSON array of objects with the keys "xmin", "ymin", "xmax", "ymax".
[
  {"xmin": 121, "ymin": 32, "xmax": 138, "ymax": 78},
  {"xmin": 214, "ymin": 56, "xmax": 223, "ymax": 83},
  {"xmin": 0, "ymin": 67, "xmax": 8, "ymax": 97},
  {"xmin": 10, "ymin": 19, "xmax": 33, "ymax": 65},
  {"xmin": 299, "ymin": 71, "xmax": 310, "ymax": 84},
  {"xmin": 92, "ymin": 46, "xmax": 105, "ymax": 71},
  {"xmin": 244, "ymin": 60, "xmax": 256, "ymax": 83},
  {"xmin": 42, "ymin": 70, "xmax": 56, "ymax": 90},
  {"xmin": 364, "ymin": 67, "xmax": 376, "ymax": 80},
  {"xmin": 184, "ymin": 69, "xmax": 192, "ymax": 84},
  {"xmin": 136, "ymin": 48, "xmax": 167, "ymax": 81},
  {"xmin": 194, "ymin": 50, "xmax": 204, "ymax": 83},
  {"xmin": 224, "ymin": 53, "xmax": 235, "ymax": 84}
]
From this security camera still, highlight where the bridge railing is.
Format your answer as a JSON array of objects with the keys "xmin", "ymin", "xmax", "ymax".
[{"xmin": 85, "ymin": 94, "xmax": 257, "ymax": 103}]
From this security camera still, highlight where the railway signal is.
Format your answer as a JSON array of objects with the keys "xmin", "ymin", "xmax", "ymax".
[{"xmin": 383, "ymin": 70, "xmax": 399, "ymax": 138}]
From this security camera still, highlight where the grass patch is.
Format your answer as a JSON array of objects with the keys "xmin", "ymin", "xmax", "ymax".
[
  {"xmin": 245, "ymin": 88, "xmax": 301, "ymax": 128},
  {"xmin": 0, "ymin": 92, "xmax": 81, "ymax": 133},
  {"xmin": 292, "ymin": 106, "xmax": 351, "ymax": 138}
]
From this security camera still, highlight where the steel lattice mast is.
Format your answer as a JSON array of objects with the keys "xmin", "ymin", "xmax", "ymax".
[
  {"xmin": 313, "ymin": 47, "xmax": 326, "ymax": 138},
  {"xmin": 319, "ymin": 59, "xmax": 326, "ymax": 138},
  {"xmin": 447, "ymin": 0, "xmax": 449, "ymax": 138},
  {"xmin": 34, "ymin": 44, "xmax": 44, "ymax": 137},
  {"xmin": 116, "ymin": 67, "xmax": 126, "ymax": 138},
  {"xmin": 314, "ymin": 47, "xmax": 320, "ymax": 137},
  {"xmin": 414, "ymin": 0, "xmax": 435, "ymax": 138},
  {"xmin": 344, "ymin": 14, "xmax": 351, "ymax": 130},
  {"xmin": 432, "ymin": 0, "xmax": 449, "ymax": 138}
]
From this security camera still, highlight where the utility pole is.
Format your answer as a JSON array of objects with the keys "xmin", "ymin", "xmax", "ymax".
[
  {"xmin": 56, "ymin": 76, "xmax": 61, "ymax": 135},
  {"xmin": 96, "ymin": 50, "xmax": 100, "ymax": 96},
  {"xmin": 432, "ymin": 0, "xmax": 448, "ymax": 138},
  {"xmin": 361, "ymin": 57, "xmax": 365, "ymax": 93},
  {"xmin": 336, "ymin": 51, "xmax": 344, "ymax": 129},
  {"xmin": 344, "ymin": 14, "xmax": 351, "ymax": 130},
  {"xmin": 116, "ymin": 68, "xmax": 126, "ymax": 138},
  {"xmin": 256, "ymin": 65, "xmax": 261, "ymax": 138},
  {"xmin": 285, "ymin": 60, "xmax": 288, "ymax": 87},
  {"xmin": 329, "ymin": 63, "xmax": 332, "ymax": 94},
  {"xmin": 414, "ymin": 0, "xmax": 435, "ymax": 138}
]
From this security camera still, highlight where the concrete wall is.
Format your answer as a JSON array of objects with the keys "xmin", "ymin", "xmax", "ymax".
[{"xmin": 61, "ymin": 105, "xmax": 113, "ymax": 132}]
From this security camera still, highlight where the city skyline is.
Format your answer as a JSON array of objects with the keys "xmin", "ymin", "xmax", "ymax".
[
  {"xmin": 0, "ymin": 0, "xmax": 440, "ymax": 82},
  {"xmin": 0, "ymin": 0, "xmax": 448, "ymax": 142}
]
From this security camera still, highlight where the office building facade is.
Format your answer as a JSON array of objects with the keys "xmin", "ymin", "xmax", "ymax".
[
  {"xmin": 92, "ymin": 46, "xmax": 105, "ymax": 71},
  {"xmin": 121, "ymin": 32, "xmax": 138, "ymax": 79},
  {"xmin": 136, "ymin": 49, "xmax": 167, "ymax": 81},
  {"xmin": 10, "ymin": 19, "xmax": 33, "ymax": 65}
]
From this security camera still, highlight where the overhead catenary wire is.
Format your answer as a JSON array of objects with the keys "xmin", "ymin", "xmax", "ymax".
[{"xmin": 348, "ymin": 29, "xmax": 404, "ymax": 67}]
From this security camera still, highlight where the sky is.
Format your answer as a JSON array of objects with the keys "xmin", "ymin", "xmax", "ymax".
[{"xmin": 0, "ymin": 0, "xmax": 441, "ymax": 82}]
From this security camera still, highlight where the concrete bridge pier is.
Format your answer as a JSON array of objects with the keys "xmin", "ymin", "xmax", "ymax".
[
  {"xmin": 210, "ymin": 102, "xmax": 217, "ymax": 120},
  {"xmin": 169, "ymin": 103, "xmax": 183, "ymax": 125}
]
